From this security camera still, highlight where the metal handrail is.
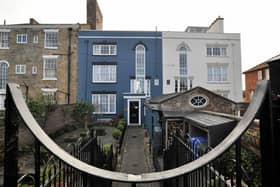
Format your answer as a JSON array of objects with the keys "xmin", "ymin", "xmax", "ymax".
[{"xmin": 7, "ymin": 80, "xmax": 268, "ymax": 183}]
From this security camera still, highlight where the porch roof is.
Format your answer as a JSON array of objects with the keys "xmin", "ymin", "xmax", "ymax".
[{"xmin": 163, "ymin": 111, "xmax": 236, "ymax": 127}]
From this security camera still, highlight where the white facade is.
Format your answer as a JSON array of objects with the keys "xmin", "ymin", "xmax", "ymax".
[{"xmin": 162, "ymin": 19, "xmax": 242, "ymax": 102}]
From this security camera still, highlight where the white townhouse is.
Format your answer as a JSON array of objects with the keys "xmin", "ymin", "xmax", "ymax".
[{"xmin": 162, "ymin": 17, "xmax": 242, "ymax": 102}]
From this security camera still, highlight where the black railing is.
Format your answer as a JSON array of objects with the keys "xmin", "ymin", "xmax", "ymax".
[
  {"xmin": 3, "ymin": 61, "xmax": 280, "ymax": 187},
  {"xmin": 16, "ymin": 129, "xmax": 114, "ymax": 187},
  {"xmin": 163, "ymin": 134, "xmax": 252, "ymax": 187}
]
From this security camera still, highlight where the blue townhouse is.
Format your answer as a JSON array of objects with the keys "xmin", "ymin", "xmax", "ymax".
[{"xmin": 77, "ymin": 31, "xmax": 162, "ymax": 126}]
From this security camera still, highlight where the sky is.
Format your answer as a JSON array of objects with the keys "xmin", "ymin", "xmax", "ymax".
[{"xmin": 0, "ymin": 0, "xmax": 280, "ymax": 72}]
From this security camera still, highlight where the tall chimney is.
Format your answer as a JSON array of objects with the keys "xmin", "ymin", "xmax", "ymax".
[{"xmin": 87, "ymin": 0, "xmax": 97, "ymax": 29}]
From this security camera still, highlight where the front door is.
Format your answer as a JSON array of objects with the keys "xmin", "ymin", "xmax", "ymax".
[{"xmin": 129, "ymin": 101, "xmax": 140, "ymax": 125}]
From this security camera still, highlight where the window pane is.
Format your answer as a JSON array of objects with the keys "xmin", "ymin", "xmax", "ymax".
[
  {"xmin": 44, "ymin": 58, "xmax": 57, "ymax": 79},
  {"xmin": 92, "ymin": 65, "xmax": 116, "ymax": 82},
  {"xmin": 207, "ymin": 64, "xmax": 228, "ymax": 82},
  {"xmin": 0, "ymin": 32, "xmax": 9, "ymax": 48},
  {"xmin": 135, "ymin": 45, "xmax": 145, "ymax": 93},
  {"xmin": 0, "ymin": 62, "xmax": 8, "ymax": 89},
  {"xmin": 207, "ymin": 46, "xmax": 227, "ymax": 56},
  {"xmin": 179, "ymin": 47, "xmax": 188, "ymax": 91},
  {"xmin": 93, "ymin": 44, "xmax": 117, "ymax": 55},
  {"xmin": 92, "ymin": 94, "xmax": 116, "ymax": 114},
  {"xmin": 45, "ymin": 32, "xmax": 58, "ymax": 48},
  {"xmin": 207, "ymin": 48, "xmax": 212, "ymax": 56}
]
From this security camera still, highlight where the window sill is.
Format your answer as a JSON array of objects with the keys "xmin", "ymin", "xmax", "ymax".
[
  {"xmin": 207, "ymin": 81, "xmax": 230, "ymax": 84},
  {"xmin": 92, "ymin": 81, "xmax": 117, "ymax": 84},
  {"xmin": 92, "ymin": 54, "xmax": 117, "ymax": 56},
  {"xmin": 0, "ymin": 47, "xmax": 9, "ymax": 49},
  {"xmin": 43, "ymin": 78, "xmax": 57, "ymax": 81},
  {"xmin": 93, "ymin": 112, "xmax": 116, "ymax": 115},
  {"xmin": 44, "ymin": 47, "xmax": 58, "ymax": 49},
  {"xmin": 206, "ymin": 55, "xmax": 229, "ymax": 58}
]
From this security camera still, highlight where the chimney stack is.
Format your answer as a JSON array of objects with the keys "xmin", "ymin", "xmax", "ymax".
[
  {"xmin": 87, "ymin": 0, "xmax": 97, "ymax": 29},
  {"xmin": 207, "ymin": 16, "xmax": 224, "ymax": 33},
  {"xmin": 30, "ymin": 18, "xmax": 39, "ymax": 25}
]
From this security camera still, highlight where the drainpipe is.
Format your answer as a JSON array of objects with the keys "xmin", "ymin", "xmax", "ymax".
[
  {"xmin": 84, "ymin": 40, "xmax": 89, "ymax": 100},
  {"xmin": 67, "ymin": 28, "xmax": 72, "ymax": 104}
]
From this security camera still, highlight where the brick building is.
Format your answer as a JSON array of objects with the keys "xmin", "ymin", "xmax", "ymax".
[
  {"xmin": 243, "ymin": 54, "xmax": 280, "ymax": 102},
  {"xmin": 0, "ymin": 0, "xmax": 102, "ymax": 109}
]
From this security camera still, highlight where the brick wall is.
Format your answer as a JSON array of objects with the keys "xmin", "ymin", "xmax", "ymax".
[{"xmin": 244, "ymin": 68, "xmax": 268, "ymax": 102}]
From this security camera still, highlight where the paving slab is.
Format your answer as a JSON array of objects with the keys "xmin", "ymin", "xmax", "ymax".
[{"xmin": 114, "ymin": 127, "xmax": 160, "ymax": 187}]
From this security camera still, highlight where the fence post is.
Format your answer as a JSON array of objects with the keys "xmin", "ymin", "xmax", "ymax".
[
  {"xmin": 34, "ymin": 139, "xmax": 41, "ymax": 187},
  {"xmin": 235, "ymin": 139, "xmax": 241, "ymax": 187},
  {"xmin": 260, "ymin": 60, "xmax": 280, "ymax": 187},
  {"xmin": 4, "ymin": 85, "xmax": 19, "ymax": 187}
]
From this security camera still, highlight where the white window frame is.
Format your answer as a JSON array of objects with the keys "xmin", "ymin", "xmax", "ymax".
[
  {"xmin": 43, "ymin": 55, "xmax": 58, "ymax": 80},
  {"xmin": 0, "ymin": 94, "xmax": 5, "ymax": 110},
  {"xmin": 179, "ymin": 47, "xmax": 188, "ymax": 92},
  {"xmin": 0, "ymin": 60, "xmax": 9, "ymax": 91},
  {"xmin": 92, "ymin": 94, "xmax": 116, "ymax": 114},
  {"xmin": 41, "ymin": 88, "xmax": 57, "ymax": 104},
  {"xmin": 33, "ymin": 35, "xmax": 39, "ymax": 44},
  {"xmin": 44, "ymin": 29, "xmax": 58, "ymax": 49},
  {"xmin": 134, "ymin": 44, "xmax": 146, "ymax": 95},
  {"xmin": 92, "ymin": 65, "xmax": 117, "ymax": 83},
  {"xmin": 93, "ymin": 44, "xmax": 117, "ymax": 56},
  {"xmin": 265, "ymin": 68, "xmax": 270, "ymax": 80},
  {"xmin": 257, "ymin": 70, "xmax": 262, "ymax": 80},
  {"xmin": 130, "ymin": 79, "xmax": 150, "ymax": 96},
  {"xmin": 0, "ymin": 30, "xmax": 10, "ymax": 49},
  {"xmin": 189, "ymin": 94, "xmax": 209, "ymax": 108},
  {"xmin": 16, "ymin": 34, "xmax": 28, "ymax": 44},
  {"xmin": 206, "ymin": 45, "xmax": 227, "ymax": 57},
  {"xmin": 15, "ymin": 64, "xmax": 26, "ymax": 74},
  {"xmin": 207, "ymin": 63, "xmax": 228, "ymax": 83},
  {"xmin": 32, "ymin": 66, "xmax": 37, "ymax": 74}
]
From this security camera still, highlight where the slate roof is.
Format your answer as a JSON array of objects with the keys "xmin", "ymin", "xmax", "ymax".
[
  {"xmin": 184, "ymin": 112, "xmax": 235, "ymax": 127},
  {"xmin": 148, "ymin": 93, "xmax": 180, "ymax": 104},
  {"xmin": 162, "ymin": 111, "xmax": 236, "ymax": 128},
  {"xmin": 243, "ymin": 53, "xmax": 280, "ymax": 73},
  {"xmin": 243, "ymin": 62, "xmax": 268, "ymax": 74}
]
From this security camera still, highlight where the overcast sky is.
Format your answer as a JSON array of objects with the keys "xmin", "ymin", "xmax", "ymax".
[{"xmin": 1, "ymin": 0, "xmax": 279, "ymax": 72}]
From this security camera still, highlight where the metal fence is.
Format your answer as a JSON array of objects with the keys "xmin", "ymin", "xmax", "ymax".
[
  {"xmin": 16, "ymin": 129, "xmax": 114, "ymax": 187},
  {"xmin": 3, "ymin": 61, "xmax": 280, "ymax": 187},
  {"xmin": 163, "ymin": 134, "xmax": 251, "ymax": 187}
]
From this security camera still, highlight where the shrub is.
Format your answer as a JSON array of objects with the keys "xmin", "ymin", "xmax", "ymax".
[
  {"xmin": 27, "ymin": 96, "xmax": 53, "ymax": 124},
  {"xmin": 112, "ymin": 129, "xmax": 121, "ymax": 140},
  {"xmin": 71, "ymin": 101, "xmax": 94, "ymax": 129},
  {"xmin": 118, "ymin": 119, "xmax": 126, "ymax": 126},
  {"xmin": 116, "ymin": 124, "xmax": 124, "ymax": 131},
  {"xmin": 103, "ymin": 144, "xmax": 111, "ymax": 154}
]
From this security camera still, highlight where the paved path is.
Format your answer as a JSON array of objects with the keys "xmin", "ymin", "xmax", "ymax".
[{"xmin": 114, "ymin": 127, "xmax": 160, "ymax": 187}]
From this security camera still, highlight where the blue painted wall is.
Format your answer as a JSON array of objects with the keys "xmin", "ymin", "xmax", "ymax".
[
  {"xmin": 78, "ymin": 31, "xmax": 162, "ymax": 120},
  {"xmin": 145, "ymin": 108, "xmax": 162, "ymax": 153}
]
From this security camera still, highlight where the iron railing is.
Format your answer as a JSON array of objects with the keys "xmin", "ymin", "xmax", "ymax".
[
  {"xmin": 163, "ymin": 134, "xmax": 252, "ymax": 187},
  {"xmin": 3, "ymin": 69, "xmax": 280, "ymax": 187}
]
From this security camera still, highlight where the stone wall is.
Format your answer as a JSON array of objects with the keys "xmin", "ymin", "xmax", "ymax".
[
  {"xmin": 161, "ymin": 87, "xmax": 237, "ymax": 114},
  {"xmin": 0, "ymin": 25, "xmax": 80, "ymax": 104}
]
